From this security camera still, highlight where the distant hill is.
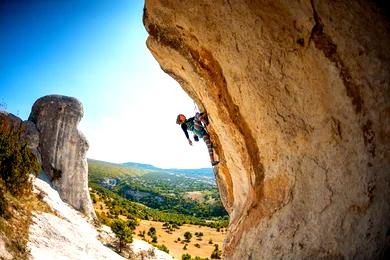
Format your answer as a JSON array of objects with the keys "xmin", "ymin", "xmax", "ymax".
[
  {"xmin": 121, "ymin": 161, "xmax": 214, "ymax": 178},
  {"xmin": 88, "ymin": 159, "xmax": 148, "ymax": 182},
  {"xmin": 122, "ymin": 162, "xmax": 161, "ymax": 171}
]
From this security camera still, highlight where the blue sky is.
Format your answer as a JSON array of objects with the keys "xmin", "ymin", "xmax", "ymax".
[{"xmin": 0, "ymin": 0, "xmax": 211, "ymax": 168}]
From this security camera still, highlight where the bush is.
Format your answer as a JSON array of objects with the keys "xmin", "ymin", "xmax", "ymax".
[
  {"xmin": 184, "ymin": 231, "xmax": 192, "ymax": 242},
  {"xmin": 156, "ymin": 244, "xmax": 169, "ymax": 253},
  {"xmin": 0, "ymin": 119, "xmax": 41, "ymax": 259},
  {"xmin": 148, "ymin": 226, "xmax": 157, "ymax": 243},
  {"xmin": 0, "ymin": 180, "xmax": 9, "ymax": 217},
  {"xmin": 211, "ymin": 244, "xmax": 222, "ymax": 259},
  {"xmin": 181, "ymin": 253, "xmax": 191, "ymax": 260},
  {"xmin": 0, "ymin": 120, "xmax": 40, "ymax": 196}
]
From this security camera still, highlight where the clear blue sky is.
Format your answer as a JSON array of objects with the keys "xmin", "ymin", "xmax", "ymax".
[{"xmin": 0, "ymin": 0, "xmax": 211, "ymax": 169}]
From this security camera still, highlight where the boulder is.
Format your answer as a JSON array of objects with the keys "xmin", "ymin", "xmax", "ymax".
[{"xmin": 29, "ymin": 95, "xmax": 96, "ymax": 219}]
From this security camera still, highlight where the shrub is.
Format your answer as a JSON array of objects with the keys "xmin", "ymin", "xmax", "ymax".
[
  {"xmin": 156, "ymin": 244, "xmax": 169, "ymax": 253},
  {"xmin": 147, "ymin": 226, "xmax": 156, "ymax": 236},
  {"xmin": 0, "ymin": 180, "xmax": 9, "ymax": 218},
  {"xmin": 184, "ymin": 231, "xmax": 192, "ymax": 242},
  {"xmin": 181, "ymin": 253, "xmax": 191, "ymax": 260},
  {"xmin": 211, "ymin": 244, "xmax": 222, "ymax": 259},
  {"xmin": 111, "ymin": 219, "xmax": 133, "ymax": 252},
  {"xmin": 147, "ymin": 248, "xmax": 156, "ymax": 257},
  {"xmin": 0, "ymin": 120, "xmax": 40, "ymax": 196},
  {"xmin": 126, "ymin": 218, "xmax": 138, "ymax": 231},
  {"xmin": 148, "ymin": 226, "xmax": 157, "ymax": 243},
  {"xmin": 0, "ymin": 119, "xmax": 41, "ymax": 259}
]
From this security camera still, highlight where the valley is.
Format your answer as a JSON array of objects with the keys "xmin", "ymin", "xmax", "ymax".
[{"xmin": 88, "ymin": 159, "xmax": 228, "ymax": 259}]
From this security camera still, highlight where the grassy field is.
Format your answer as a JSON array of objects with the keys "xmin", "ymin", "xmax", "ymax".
[{"xmin": 134, "ymin": 220, "xmax": 225, "ymax": 259}]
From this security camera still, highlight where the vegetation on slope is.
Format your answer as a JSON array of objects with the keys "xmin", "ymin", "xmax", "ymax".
[
  {"xmin": 90, "ymin": 184, "xmax": 227, "ymax": 229},
  {"xmin": 88, "ymin": 159, "xmax": 228, "ymax": 219},
  {"xmin": 0, "ymin": 119, "xmax": 45, "ymax": 259},
  {"xmin": 91, "ymin": 185, "xmax": 227, "ymax": 259}
]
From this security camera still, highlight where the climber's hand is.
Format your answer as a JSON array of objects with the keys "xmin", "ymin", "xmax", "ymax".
[{"xmin": 188, "ymin": 139, "xmax": 193, "ymax": 146}]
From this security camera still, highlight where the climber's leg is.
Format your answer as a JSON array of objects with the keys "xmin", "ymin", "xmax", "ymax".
[{"xmin": 203, "ymin": 134, "xmax": 218, "ymax": 166}]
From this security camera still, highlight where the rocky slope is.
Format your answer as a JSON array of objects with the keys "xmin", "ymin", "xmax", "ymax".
[
  {"xmin": 28, "ymin": 175, "xmax": 125, "ymax": 260},
  {"xmin": 143, "ymin": 0, "xmax": 390, "ymax": 258},
  {"xmin": 28, "ymin": 174, "xmax": 173, "ymax": 260}
]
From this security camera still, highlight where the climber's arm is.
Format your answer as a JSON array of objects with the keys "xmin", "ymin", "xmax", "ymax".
[{"xmin": 181, "ymin": 124, "xmax": 193, "ymax": 146}]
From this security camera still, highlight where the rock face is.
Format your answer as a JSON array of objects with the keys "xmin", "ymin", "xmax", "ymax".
[
  {"xmin": 28, "ymin": 176, "xmax": 174, "ymax": 260},
  {"xmin": 143, "ymin": 0, "xmax": 390, "ymax": 259},
  {"xmin": 28, "ymin": 176, "xmax": 125, "ymax": 260},
  {"xmin": 29, "ymin": 95, "xmax": 96, "ymax": 219}
]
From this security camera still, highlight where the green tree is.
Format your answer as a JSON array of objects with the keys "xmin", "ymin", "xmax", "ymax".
[
  {"xmin": 147, "ymin": 226, "xmax": 156, "ymax": 236},
  {"xmin": 211, "ymin": 244, "xmax": 222, "ymax": 259},
  {"xmin": 126, "ymin": 218, "xmax": 138, "ymax": 231},
  {"xmin": 181, "ymin": 253, "xmax": 191, "ymax": 260},
  {"xmin": 111, "ymin": 219, "xmax": 133, "ymax": 253},
  {"xmin": 184, "ymin": 231, "xmax": 192, "ymax": 242},
  {"xmin": 147, "ymin": 226, "xmax": 158, "ymax": 243}
]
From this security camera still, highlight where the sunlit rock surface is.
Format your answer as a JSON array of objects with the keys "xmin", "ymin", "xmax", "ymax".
[
  {"xmin": 28, "ymin": 176, "xmax": 124, "ymax": 260},
  {"xmin": 0, "ymin": 237, "xmax": 12, "ymax": 260},
  {"xmin": 28, "ymin": 175, "xmax": 173, "ymax": 260},
  {"xmin": 29, "ymin": 95, "xmax": 96, "ymax": 219},
  {"xmin": 143, "ymin": 0, "xmax": 390, "ymax": 258}
]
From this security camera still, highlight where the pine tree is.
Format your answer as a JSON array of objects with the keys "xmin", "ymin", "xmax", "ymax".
[{"xmin": 111, "ymin": 219, "xmax": 133, "ymax": 253}]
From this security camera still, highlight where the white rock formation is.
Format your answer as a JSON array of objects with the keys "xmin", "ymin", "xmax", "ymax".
[
  {"xmin": 28, "ymin": 175, "xmax": 174, "ymax": 260},
  {"xmin": 29, "ymin": 95, "xmax": 96, "ymax": 219},
  {"xmin": 28, "ymin": 176, "xmax": 125, "ymax": 260}
]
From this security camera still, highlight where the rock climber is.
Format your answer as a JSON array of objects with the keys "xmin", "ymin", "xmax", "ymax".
[{"xmin": 176, "ymin": 112, "xmax": 219, "ymax": 166}]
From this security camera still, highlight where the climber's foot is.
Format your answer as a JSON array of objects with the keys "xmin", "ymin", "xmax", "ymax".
[{"xmin": 211, "ymin": 161, "xmax": 220, "ymax": 166}]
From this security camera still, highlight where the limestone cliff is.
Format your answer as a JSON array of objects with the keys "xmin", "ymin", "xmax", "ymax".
[
  {"xmin": 143, "ymin": 0, "xmax": 390, "ymax": 258},
  {"xmin": 29, "ymin": 95, "xmax": 96, "ymax": 219}
]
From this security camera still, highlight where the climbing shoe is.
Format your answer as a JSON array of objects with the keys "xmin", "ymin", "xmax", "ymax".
[{"xmin": 211, "ymin": 161, "xmax": 220, "ymax": 166}]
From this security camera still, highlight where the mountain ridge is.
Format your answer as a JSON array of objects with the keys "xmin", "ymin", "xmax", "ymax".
[{"xmin": 89, "ymin": 159, "xmax": 214, "ymax": 178}]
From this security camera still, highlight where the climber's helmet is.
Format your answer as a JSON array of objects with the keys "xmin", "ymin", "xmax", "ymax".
[{"xmin": 176, "ymin": 114, "xmax": 186, "ymax": 124}]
